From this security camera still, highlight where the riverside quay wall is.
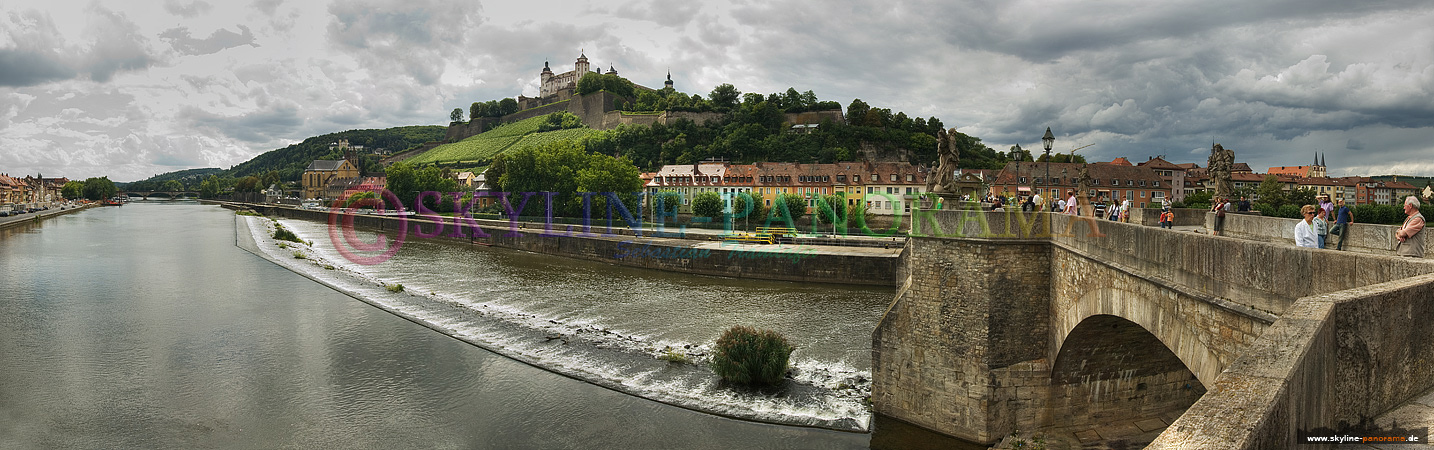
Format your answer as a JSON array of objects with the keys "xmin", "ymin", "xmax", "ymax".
[
  {"xmin": 872, "ymin": 210, "xmax": 1434, "ymax": 447},
  {"xmin": 228, "ymin": 203, "xmax": 900, "ymax": 287}
]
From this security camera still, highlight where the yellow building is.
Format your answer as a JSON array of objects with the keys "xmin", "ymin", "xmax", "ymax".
[{"xmin": 302, "ymin": 159, "xmax": 359, "ymax": 200}]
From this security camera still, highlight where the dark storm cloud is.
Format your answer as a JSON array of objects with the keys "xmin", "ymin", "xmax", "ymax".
[
  {"xmin": 163, "ymin": 0, "xmax": 213, "ymax": 18},
  {"xmin": 184, "ymin": 104, "xmax": 304, "ymax": 144},
  {"xmin": 160, "ymin": 25, "xmax": 258, "ymax": 56}
]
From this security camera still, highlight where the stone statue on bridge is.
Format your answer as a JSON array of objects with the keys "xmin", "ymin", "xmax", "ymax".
[
  {"xmin": 1076, "ymin": 164, "xmax": 1095, "ymax": 214},
  {"xmin": 1208, "ymin": 144, "xmax": 1235, "ymax": 199},
  {"xmin": 926, "ymin": 128, "xmax": 960, "ymax": 197}
]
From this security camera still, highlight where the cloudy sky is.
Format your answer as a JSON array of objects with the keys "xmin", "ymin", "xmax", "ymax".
[{"xmin": 3, "ymin": 0, "xmax": 1432, "ymax": 182}]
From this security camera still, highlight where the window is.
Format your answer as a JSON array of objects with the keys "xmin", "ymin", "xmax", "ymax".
[
  {"xmin": 890, "ymin": 174, "xmax": 897, "ymax": 182},
  {"xmin": 1127, "ymin": 180, "xmax": 1134, "ymax": 186},
  {"xmin": 837, "ymin": 175, "xmax": 846, "ymax": 183},
  {"xmin": 906, "ymin": 187, "xmax": 914, "ymax": 194},
  {"xmin": 887, "ymin": 187, "xmax": 896, "ymax": 194},
  {"xmin": 868, "ymin": 187, "xmax": 875, "ymax": 194},
  {"xmin": 1112, "ymin": 178, "xmax": 1119, "ymax": 185},
  {"xmin": 906, "ymin": 174, "xmax": 913, "ymax": 182},
  {"xmin": 1140, "ymin": 191, "xmax": 1145, "ymax": 198},
  {"xmin": 871, "ymin": 174, "xmax": 878, "ymax": 181},
  {"xmin": 1020, "ymin": 177, "xmax": 1027, "ymax": 183},
  {"xmin": 1035, "ymin": 177, "xmax": 1044, "ymax": 185},
  {"xmin": 1153, "ymin": 181, "xmax": 1160, "ymax": 187},
  {"xmin": 712, "ymin": 176, "xmax": 719, "ymax": 183},
  {"xmin": 1139, "ymin": 180, "xmax": 1146, "ymax": 187}
]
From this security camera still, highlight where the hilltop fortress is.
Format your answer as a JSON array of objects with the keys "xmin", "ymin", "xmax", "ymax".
[
  {"xmin": 515, "ymin": 51, "xmax": 671, "ymax": 111},
  {"xmin": 436, "ymin": 51, "xmax": 843, "ymax": 145}
]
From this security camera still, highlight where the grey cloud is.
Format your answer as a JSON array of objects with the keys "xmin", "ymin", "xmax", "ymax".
[
  {"xmin": 326, "ymin": 0, "xmax": 485, "ymax": 85},
  {"xmin": 185, "ymin": 104, "xmax": 304, "ymax": 144},
  {"xmin": 80, "ymin": 6, "xmax": 157, "ymax": 83},
  {"xmin": 160, "ymin": 25, "xmax": 258, "ymax": 56},
  {"xmin": 164, "ymin": 0, "xmax": 213, "ymax": 18},
  {"xmin": 612, "ymin": 1, "xmax": 701, "ymax": 28},
  {"xmin": 253, "ymin": 0, "xmax": 282, "ymax": 15},
  {"xmin": 0, "ymin": 7, "xmax": 157, "ymax": 86}
]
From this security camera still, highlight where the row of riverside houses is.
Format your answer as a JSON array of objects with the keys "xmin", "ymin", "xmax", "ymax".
[
  {"xmin": 642, "ymin": 162, "xmax": 998, "ymax": 216},
  {"xmin": 0, "ymin": 173, "xmax": 68, "ymax": 210}
]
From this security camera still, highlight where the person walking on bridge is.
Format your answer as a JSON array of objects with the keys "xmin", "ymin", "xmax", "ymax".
[
  {"xmin": 1295, "ymin": 205, "xmax": 1318, "ymax": 248},
  {"xmin": 1396, "ymin": 196, "xmax": 1425, "ymax": 258},
  {"xmin": 1331, "ymin": 198, "xmax": 1353, "ymax": 251}
]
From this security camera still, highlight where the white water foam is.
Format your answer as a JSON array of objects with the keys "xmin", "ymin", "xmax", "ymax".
[{"xmin": 238, "ymin": 216, "xmax": 874, "ymax": 431}]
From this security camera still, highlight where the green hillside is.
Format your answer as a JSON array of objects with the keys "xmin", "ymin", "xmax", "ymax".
[
  {"xmin": 403, "ymin": 116, "xmax": 597, "ymax": 166},
  {"xmin": 125, "ymin": 125, "xmax": 445, "ymax": 190}
]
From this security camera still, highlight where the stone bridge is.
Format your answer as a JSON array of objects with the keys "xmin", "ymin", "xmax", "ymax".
[
  {"xmin": 125, "ymin": 191, "xmax": 198, "ymax": 200},
  {"xmin": 872, "ymin": 210, "xmax": 1434, "ymax": 448}
]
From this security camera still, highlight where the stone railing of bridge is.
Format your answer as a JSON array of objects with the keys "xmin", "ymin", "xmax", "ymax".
[
  {"xmin": 1211, "ymin": 210, "xmax": 1433, "ymax": 258},
  {"xmin": 875, "ymin": 210, "xmax": 1434, "ymax": 447}
]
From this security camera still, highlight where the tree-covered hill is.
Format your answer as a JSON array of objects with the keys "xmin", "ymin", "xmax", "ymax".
[
  {"xmin": 227, "ymin": 125, "xmax": 445, "ymax": 180},
  {"xmin": 126, "ymin": 125, "xmax": 445, "ymax": 191}
]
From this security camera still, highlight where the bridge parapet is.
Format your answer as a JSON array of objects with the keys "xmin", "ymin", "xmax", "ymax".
[
  {"xmin": 1151, "ymin": 271, "xmax": 1434, "ymax": 449},
  {"xmin": 1215, "ymin": 211, "xmax": 1434, "ymax": 258}
]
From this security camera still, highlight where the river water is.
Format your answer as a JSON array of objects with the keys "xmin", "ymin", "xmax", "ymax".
[{"xmin": 0, "ymin": 202, "xmax": 977, "ymax": 448}]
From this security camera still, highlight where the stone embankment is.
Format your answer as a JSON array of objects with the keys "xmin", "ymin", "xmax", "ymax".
[
  {"xmin": 213, "ymin": 202, "xmax": 902, "ymax": 287},
  {"xmin": 0, "ymin": 203, "xmax": 96, "ymax": 231}
]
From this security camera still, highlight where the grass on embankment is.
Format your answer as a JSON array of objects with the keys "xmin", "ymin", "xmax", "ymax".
[{"xmin": 402, "ymin": 115, "xmax": 598, "ymax": 166}]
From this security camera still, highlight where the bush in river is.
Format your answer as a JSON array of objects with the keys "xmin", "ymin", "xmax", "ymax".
[
  {"xmin": 273, "ymin": 225, "xmax": 303, "ymax": 244},
  {"xmin": 711, "ymin": 325, "xmax": 795, "ymax": 386}
]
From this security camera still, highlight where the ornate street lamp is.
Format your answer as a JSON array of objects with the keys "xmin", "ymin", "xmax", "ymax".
[{"xmin": 1042, "ymin": 127, "xmax": 1054, "ymax": 209}]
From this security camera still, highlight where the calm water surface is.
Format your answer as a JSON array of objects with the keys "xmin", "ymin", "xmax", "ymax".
[{"xmin": 0, "ymin": 202, "xmax": 979, "ymax": 449}]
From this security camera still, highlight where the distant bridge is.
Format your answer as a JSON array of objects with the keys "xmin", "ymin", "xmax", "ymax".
[
  {"xmin": 124, "ymin": 191, "xmax": 199, "ymax": 200},
  {"xmin": 873, "ymin": 210, "xmax": 1434, "ymax": 448}
]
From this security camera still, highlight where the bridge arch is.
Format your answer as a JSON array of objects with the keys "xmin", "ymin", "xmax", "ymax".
[
  {"xmin": 1052, "ymin": 286, "xmax": 1225, "ymax": 387},
  {"xmin": 1049, "ymin": 313, "xmax": 1207, "ymax": 427}
]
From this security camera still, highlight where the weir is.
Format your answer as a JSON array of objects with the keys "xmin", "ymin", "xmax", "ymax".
[{"xmin": 872, "ymin": 210, "xmax": 1434, "ymax": 448}]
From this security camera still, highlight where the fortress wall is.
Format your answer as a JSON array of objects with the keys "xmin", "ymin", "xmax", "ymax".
[{"xmin": 785, "ymin": 109, "xmax": 846, "ymax": 125}]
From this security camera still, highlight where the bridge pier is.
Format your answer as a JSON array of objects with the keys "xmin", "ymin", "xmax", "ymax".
[{"xmin": 872, "ymin": 236, "xmax": 1053, "ymax": 443}]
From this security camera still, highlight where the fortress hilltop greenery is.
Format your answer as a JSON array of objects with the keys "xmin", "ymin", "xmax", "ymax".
[{"xmin": 131, "ymin": 52, "xmax": 1029, "ymax": 196}]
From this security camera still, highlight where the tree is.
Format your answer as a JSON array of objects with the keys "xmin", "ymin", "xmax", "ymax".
[
  {"xmin": 692, "ymin": 191, "xmax": 723, "ymax": 219},
  {"xmin": 1256, "ymin": 175, "xmax": 1284, "ymax": 207},
  {"xmin": 62, "ymin": 180, "xmax": 85, "ymax": 200},
  {"xmin": 498, "ymin": 97, "xmax": 519, "ymax": 115},
  {"xmin": 709, "ymin": 83, "xmax": 740, "ymax": 111},
  {"xmin": 469, "ymin": 102, "xmax": 484, "ymax": 122},
  {"xmin": 234, "ymin": 176, "xmax": 261, "ymax": 193},
  {"xmin": 846, "ymin": 99, "xmax": 870, "ymax": 125},
  {"xmin": 199, "ymin": 175, "xmax": 220, "ymax": 199},
  {"xmin": 81, "ymin": 177, "xmax": 117, "ymax": 200},
  {"xmin": 160, "ymin": 180, "xmax": 184, "ymax": 192},
  {"xmin": 770, "ymin": 193, "xmax": 807, "ymax": 224},
  {"xmin": 450, "ymin": 108, "xmax": 464, "ymax": 123}
]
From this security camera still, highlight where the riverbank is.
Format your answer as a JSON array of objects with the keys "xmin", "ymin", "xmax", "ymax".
[
  {"xmin": 214, "ymin": 201, "xmax": 903, "ymax": 287},
  {"xmin": 0, "ymin": 203, "xmax": 96, "ymax": 231}
]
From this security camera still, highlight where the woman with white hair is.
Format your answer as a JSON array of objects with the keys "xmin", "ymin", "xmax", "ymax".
[{"xmin": 1396, "ymin": 196, "xmax": 1425, "ymax": 258}]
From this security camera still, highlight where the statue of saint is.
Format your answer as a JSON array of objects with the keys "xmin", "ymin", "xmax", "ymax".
[
  {"xmin": 928, "ymin": 128, "xmax": 960, "ymax": 195},
  {"xmin": 1207, "ymin": 144, "xmax": 1235, "ymax": 199}
]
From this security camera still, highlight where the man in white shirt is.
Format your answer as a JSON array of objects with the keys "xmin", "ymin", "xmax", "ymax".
[
  {"xmin": 1065, "ymin": 194, "xmax": 1078, "ymax": 215},
  {"xmin": 1032, "ymin": 193, "xmax": 1044, "ymax": 211}
]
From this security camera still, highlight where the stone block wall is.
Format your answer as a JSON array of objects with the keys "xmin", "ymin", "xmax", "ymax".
[
  {"xmin": 1150, "ymin": 272, "xmax": 1434, "ymax": 449},
  {"xmin": 1048, "ymin": 314, "xmax": 1207, "ymax": 426},
  {"xmin": 1129, "ymin": 207, "xmax": 1210, "ymax": 227},
  {"xmin": 1218, "ymin": 212, "xmax": 1432, "ymax": 258},
  {"xmin": 871, "ymin": 236, "xmax": 1052, "ymax": 443},
  {"xmin": 253, "ymin": 204, "xmax": 899, "ymax": 286}
]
